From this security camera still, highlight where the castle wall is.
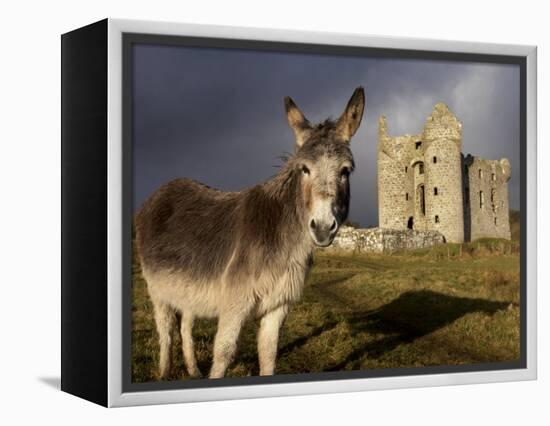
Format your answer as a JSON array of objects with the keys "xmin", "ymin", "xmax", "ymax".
[
  {"xmin": 378, "ymin": 148, "xmax": 408, "ymax": 229},
  {"xmin": 461, "ymin": 155, "xmax": 472, "ymax": 242},
  {"xmin": 324, "ymin": 226, "xmax": 445, "ymax": 253},
  {"xmin": 467, "ymin": 157, "xmax": 511, "ymax": 240},
  {"xmin": 377, "ymin": 117, "xmax": 417, "ymax": 230}
]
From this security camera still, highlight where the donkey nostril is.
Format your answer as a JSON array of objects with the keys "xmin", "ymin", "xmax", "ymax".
[
  {"xmin": 330, "ymin": 220, "xmax": 337, "ymax": 231},
  {"xmin": 310, "ymin": 219, "xmax": 316, "ymax": 229}
]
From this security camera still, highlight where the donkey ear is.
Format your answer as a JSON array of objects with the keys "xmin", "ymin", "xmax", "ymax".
[
  {"xmin": 284, "ymin": 96, "xmax": 312, "ymax": 148},
  {"xmin": 336, "ymin": 87, "xmax": 365, "ymax": 142}
]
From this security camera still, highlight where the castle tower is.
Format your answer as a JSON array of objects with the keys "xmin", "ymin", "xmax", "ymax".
[
  {"xmin": 422, "ymin": 103, "xmax": 465, "ymax": 243},
  {"xmin": 377, "ymin": 116, "xmax": 413, "ymax": 230}
]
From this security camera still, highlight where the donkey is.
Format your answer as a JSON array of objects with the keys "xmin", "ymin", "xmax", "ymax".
[{"xmin": 135, "ymin": 87, "xmax": 365, "ymax": 379}]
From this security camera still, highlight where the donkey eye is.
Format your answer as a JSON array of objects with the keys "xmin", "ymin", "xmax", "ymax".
[{"xmin": 301, "ymin": 165, "xmax": 310, "ymax": 176}]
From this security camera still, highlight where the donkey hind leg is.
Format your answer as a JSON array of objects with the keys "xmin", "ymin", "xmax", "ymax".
[
  {"xmin": 209, "ymin": 310, "xmax": 249, "ymax": 379},
  {"xmin": 152, "ymin": 300, "xmax": 176, "ymax": 380},
  {"xmin": 257, "ymin": 304, "xmax": 289, "ymax": 376},
  {"xmin": 180, "ymin": 312, "xmax": 201, "ymax": 378}
]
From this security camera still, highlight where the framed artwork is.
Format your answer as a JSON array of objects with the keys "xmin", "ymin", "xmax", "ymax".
[{"xmin": 61, "ymin": 18, "xmax": 537, "ymax": 407}]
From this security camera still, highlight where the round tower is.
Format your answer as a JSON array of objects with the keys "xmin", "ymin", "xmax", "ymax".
[{"xmin": 423, "ymin": 103, "xmax": 465, "ymax": 243}]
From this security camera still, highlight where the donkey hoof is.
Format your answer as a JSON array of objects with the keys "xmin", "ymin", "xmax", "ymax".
[
  {"xmin": 158, "ymin": 372, "xmax": 171, "ymax": 381},
  {"xmin": 188, "ymin": 368, "xmax": 202, "ymax": 378}
]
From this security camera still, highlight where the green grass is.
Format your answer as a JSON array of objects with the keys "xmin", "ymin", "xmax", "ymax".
[{"xmin": 132, "ymin": 239, "xmax": 520, "ymax": 383}]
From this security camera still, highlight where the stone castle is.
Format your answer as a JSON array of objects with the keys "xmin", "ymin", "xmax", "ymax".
[{"xmin": 377, "ymin": 103, "xmax": 511, "ymax": 243}]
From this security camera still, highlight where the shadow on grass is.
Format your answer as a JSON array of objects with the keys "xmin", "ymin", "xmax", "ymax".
[
  {"xmin": 279, "ymin": 318, "xmax": 341, "ymax": 357},
  {"xmin": 326, "ymin": 289, "xmax": 509, "ymax": 370}
]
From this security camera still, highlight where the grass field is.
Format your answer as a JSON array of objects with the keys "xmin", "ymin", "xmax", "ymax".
[{"xmin": 131, "ymin": 238, "xmax": 520, "ymax": 383}]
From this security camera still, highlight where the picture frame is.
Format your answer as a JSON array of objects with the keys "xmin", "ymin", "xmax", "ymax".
[{"xmin": 61, "ymin": 18, "xmax": 537, "ymax": 407}]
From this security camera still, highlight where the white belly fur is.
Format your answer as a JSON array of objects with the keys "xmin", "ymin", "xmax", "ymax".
[{"xmin": 142, "ymin": 256, "xmax": 310, "ymax": 319}]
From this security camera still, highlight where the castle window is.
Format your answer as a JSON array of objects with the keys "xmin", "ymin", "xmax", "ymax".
[
  {"xmin": 406, "ymin": 193, "xmax": 409, "ymax": 201},
  {"xmin": 491, "ymin": 189, "xmax": 496, "ymax": 203},
  {"xmin": 434, "ymin": 187, "xmax": 438, "ymax": 196},
  {"xmin": 435, "ymin": 215, "xmax": 440, "ymax": 223},
  {"xmin": 492, "ymin": 173, "xmax": 496, "ymax": 181},
  {"xmin": 419, "ymin": 164, "xmax": 424, "ymax": 175},
  {"xmin": 479, "ymin": 169, "xmax": 483, "ymax": 179},
  {"xmin": 405, "ymin": 166, "xmax": 408, "ymax": 173},
  {"xmin": 415, "ymin": 141, "xmax": 422, "ymax": 150},
  {"xmin": 479, "ymin": 191, "xmax": 485, "ymax": 209},
  {"xmin": 494, "ymin": 217, "xmax": 498, "ymax": 226},
  {"xmin": 433, "ymin": 156, "xmax": 437, "ymax": 163},
  {"xmin": 418, "ymin": 185, "xmax": 426, "ymax": 216}
]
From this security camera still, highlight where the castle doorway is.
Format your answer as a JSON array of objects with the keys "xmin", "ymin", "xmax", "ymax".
[{"xmin": 407, "ymin": 216, "xmax": 414, "ymax": 230}]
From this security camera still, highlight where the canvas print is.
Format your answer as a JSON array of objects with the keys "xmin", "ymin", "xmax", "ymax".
[{"xmin": 130, "ymin": 42, "xmax": 521, "ymax": 384}]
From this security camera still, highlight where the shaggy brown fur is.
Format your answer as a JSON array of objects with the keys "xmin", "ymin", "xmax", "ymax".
[{"xmin": 135, "ymin": 138, "xmax": 354, "ymax": 283}]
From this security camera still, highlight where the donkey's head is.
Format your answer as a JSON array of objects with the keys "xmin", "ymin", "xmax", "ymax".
[{"xmin": 284, "ymin": 87, "xmax": 365, "ymax": 247}]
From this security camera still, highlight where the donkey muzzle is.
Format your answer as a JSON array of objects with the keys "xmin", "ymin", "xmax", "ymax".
[{"xmin": 309, "ymin": 217, "xmax": 338, "ymax": 247}]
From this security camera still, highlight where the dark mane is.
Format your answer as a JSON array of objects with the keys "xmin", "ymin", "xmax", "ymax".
[
  {"xmin": 304, "ymin": 119, "xmax": 341, "ymax": 146},
  {"xmin": 313, "ymin": 118, "xmax": 337, "ymax": 131}
]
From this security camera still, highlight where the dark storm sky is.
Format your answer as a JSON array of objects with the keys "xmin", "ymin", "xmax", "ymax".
[{"xmin": 132, "ymin": 44, "xmax": 520, "ymax": 227}]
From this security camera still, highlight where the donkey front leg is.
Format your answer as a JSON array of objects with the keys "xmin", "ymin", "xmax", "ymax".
[
  {"xmin": 257, "ymin": 304, "xmax": 289, "ymax": 376},
  {"xmin": 209, "ymin": 309, "xmax": 249, "ymax": 379},
  {"xmin": 180, "ymin": 312, "xmax": 201, "ymax": 378}
]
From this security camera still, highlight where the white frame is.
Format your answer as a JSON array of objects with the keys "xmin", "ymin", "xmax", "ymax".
[{"xmin": 106, "ymin": 18, "xmax": 537, "ymax": 407}]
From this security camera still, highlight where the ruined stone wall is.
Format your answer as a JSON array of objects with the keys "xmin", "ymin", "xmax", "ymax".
[
  {"xmin": 378, "ymin": 150, "xmax": 406, "ymax": 229},
  {"xmin": 377, "ymin": 117, "xmax": 417, "ymax": 230},
  {"xmin": 466, "ymin": 156, "xmax": 511, "ymax": 240},
  {"xmin": 324, "ymin": 226, "xmax": 445, "ymax": 253},
  {"xmin": 461, "ymin": 155, "xmax": 472, "ymax": 241}
]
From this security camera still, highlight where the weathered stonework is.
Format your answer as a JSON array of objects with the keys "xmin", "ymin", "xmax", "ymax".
[
  {"xmin": 323, "ymin": 226, "xmax": 445, "ymax": 253},
  {"xmin": 378, "ymin": 103, "xmax": 511, "ymax": 242},
  {"xmin": 463, "ymin": 155, "xmax": 511, "ymax": 240}
]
